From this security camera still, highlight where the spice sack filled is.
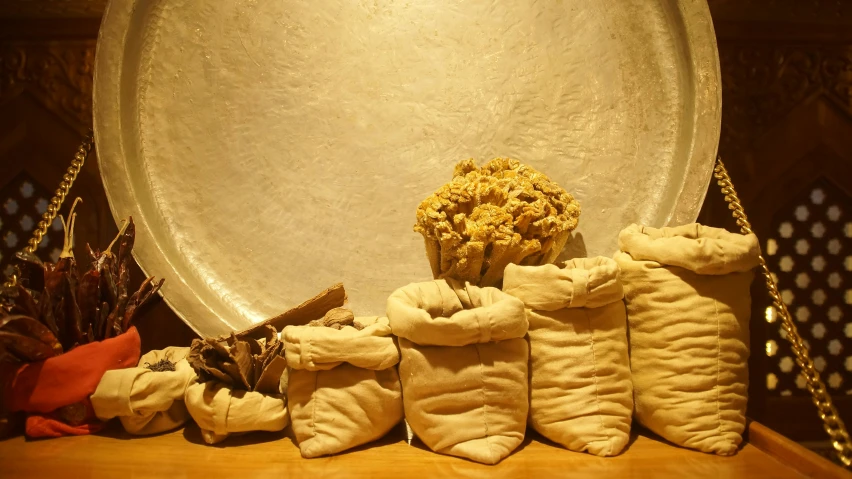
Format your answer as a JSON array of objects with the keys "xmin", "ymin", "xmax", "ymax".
[
  {"xmin": 284, "ymin": 310, "xmax": 403, "ymax": 458},
  {"xmin": 503, "ymin": 257, "xmax": 632, "ymax": 456},
  {"xmin": 387, "ymin": 279, "xmax": 529, "ymax": 465},
  {"xmin": 615, "ymin": 224, "xmax": 759, "ymax": 455}
]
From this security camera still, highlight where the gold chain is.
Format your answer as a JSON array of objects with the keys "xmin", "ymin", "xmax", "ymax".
[
  {"xmin": 2, "ymin": 130, "xmax": 94, "ymax": 290},
  {"xmin": 715, "ymin": 158, "xmax": 852, "ymax": 467}
]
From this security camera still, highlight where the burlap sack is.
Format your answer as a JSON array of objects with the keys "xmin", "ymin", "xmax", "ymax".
[
  {"xmin": 184, "ymin": 377, "xmax": 288, "ymax": 445},
  {"xmin": 284, "ymin": 316, "xmax": 403, "ymax": 458},
  {"xmin": 503, "ymin": 257, "xmax": 632, "ymax": 456},
  {"xmin": 91, "ymin": 347, "xmax": 196, "ymax": 435},
  {"xmin": 615, "ymin": 223, "xmax": 760, "ymax": 455},
  {"xmin": 387, "ymin": 279, "xmax": 529, "ymax": 465}
]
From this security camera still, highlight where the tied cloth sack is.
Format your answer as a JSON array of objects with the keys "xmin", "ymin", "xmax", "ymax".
[
  {"xmin": 283, "ymin": 314, "xmax": 403, "ymax": 458},
  {"xmin": 615, "ymin": 223, "xmax": 760, "ymax": 455},
  {"xmin": 502, "ymin": 257, "xmax": 632, "ymax": 456},
  {"xmin": 0, "ymin": 327, "xmax": 141, "ymax": 438},
  {"xmin": 387, "ymin": 279, "xmax": 529, "ymax": 465},
  {"xmin": 91, "ymin": 346, "xmax": 196, "ymax": 435},
  {"xmin": 184, "ymin": 329, "xmax": 289, "ymax": 445}
]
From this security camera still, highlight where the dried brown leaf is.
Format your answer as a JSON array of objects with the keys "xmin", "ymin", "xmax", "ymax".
[
  {"xmin": 189, "ymin": 327, "xmax": 286, "ymax": 392},
  {"xmin": 255, "ymin": 356, "xmax": 287, "ymax": 395}
]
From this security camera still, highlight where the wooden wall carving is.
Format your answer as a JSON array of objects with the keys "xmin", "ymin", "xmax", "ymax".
[
  {"xmin": 0, "ymin": 40, "xmax": 95, "ymax": 132},
  {"xmin": 0, "ymin": 1, "xmax": 106, "ymax": 19},
  {"xmin": 710, "ymin": 0, "xmax": 852, "ymax": 23},
  {"xmin": 720, "ymin": 44, "xmax": 852, "ymax": 153}
]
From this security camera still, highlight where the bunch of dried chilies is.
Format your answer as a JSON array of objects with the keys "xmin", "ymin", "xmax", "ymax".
[{"xmin": 0, "ymin": 199, "xmax": 164, "ymax": 363}]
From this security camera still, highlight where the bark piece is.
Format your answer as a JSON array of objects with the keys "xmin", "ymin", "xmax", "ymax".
[{"xmin": 237, "ymin": 283, "xmax": 347, "ymax": 340}]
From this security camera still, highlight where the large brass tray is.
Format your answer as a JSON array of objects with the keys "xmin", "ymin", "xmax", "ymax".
[{"xmin": 94, "ymin": 0, "xmax": 721, "ymax": 337}]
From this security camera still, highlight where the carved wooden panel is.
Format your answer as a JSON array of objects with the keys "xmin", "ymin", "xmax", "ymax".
[
  {"xmin": 0, "ymin": 40, "xmax": 94, "ymax": 131},
  {"xmin": 719, "ymin": 44, "xmax": 852, "ymax": 154},
  {"xmin": 709, "ymin": 0, "xmax": 852, "ymax": 24},
  {"xmin": 0, "ymin": 1, "xmax": 106, "ymax": 19}
]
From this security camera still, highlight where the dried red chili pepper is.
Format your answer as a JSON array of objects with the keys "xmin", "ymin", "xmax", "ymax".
[
  {"xmin": 13, "ymin": 285, "xmax": 39, "ymax": 320},
  {"xmin": 1, "ymin": 200, "xmax": 163, "ymax": 360},
  {"xmin": 38, "ymin": 289, "xmax": 59, "ymax": 338},
  {"xmin": 122, "ymin": 276, "xmax": 164, "ymax": 331},
  {"xmin": 76, "ymin": 269, "xmax": 100, "ymax": 336},
  {"xmin": 0, "ymin": 315, "xmax": 61, "ymax": 356}
]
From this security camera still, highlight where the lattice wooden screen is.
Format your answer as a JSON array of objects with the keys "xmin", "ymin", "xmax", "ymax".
[
  {"xmin": 764, "ymin": 179, "xmax": 852, "ymax": 396},
  {"xmin": 0, "ymin": 171, "xmax": 65, "ymax": 278}
]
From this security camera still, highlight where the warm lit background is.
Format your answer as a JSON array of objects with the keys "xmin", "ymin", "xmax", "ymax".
[{"xmin": 2, "ymin": 0, "xmax": 851, "ymax": 457}]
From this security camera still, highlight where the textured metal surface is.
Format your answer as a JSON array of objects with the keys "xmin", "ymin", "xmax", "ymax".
[{"xmin": 93, "ymin": 0, "xmax": 721, "ymax": 338}]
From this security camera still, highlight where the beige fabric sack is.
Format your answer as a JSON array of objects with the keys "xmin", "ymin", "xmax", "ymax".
[
  {"xmin": 503, "ymin": 257, "xmax": 632, "ymax": 456},
  {"xmin": 184, "ymin": 377, "xmax": 289, "ymax": 445},
  {"xmin": 284, "ymin": 316, "xmax": 403, "ymax": 458},
  {"xmin": 387, "ymin": 280, "xmax": 529, "ymax": 465},
  {"xmin": 615, "ymin": 223, "xmax": 760, "ymax": 455},
  {"xmin": 91, "ymin": 347, "xmax": 196, "ymax": 435}
]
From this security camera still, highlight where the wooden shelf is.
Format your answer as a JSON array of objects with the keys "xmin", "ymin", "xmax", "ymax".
[{"xmin": 0, "ymin": 421, "xmax": 846, "ymax": 478}]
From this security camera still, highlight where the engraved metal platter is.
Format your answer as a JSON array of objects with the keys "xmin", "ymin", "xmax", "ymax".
[{"xmin": 94, "ymin": 0, "xmax": 721, "ymax": 337}]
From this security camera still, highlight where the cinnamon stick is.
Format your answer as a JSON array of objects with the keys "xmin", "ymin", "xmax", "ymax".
[{"xmin": 236, "ymin": 283, "xmax": 347, "ymax": 340}]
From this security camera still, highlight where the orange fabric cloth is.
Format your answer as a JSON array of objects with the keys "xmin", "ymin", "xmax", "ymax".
[
  {"xmin": 24, "ymin": 398, "xmax": 104, "ymax": 438},
  {"xmin": 1, "ymin": 327, "xmax": 141, "ymax": 438}
]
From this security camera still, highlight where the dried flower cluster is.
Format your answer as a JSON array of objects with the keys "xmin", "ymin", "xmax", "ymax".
[
  {"xmin": 414, "ymin": 158, "xmax": 581, "ymax": 286},
  {"xmin": 187, "ymin": 325, "xmax": 286, "ymax": 395},
  {"xmin": 0, "ymin": 199, "xmax": 163, "ymax": 363}
]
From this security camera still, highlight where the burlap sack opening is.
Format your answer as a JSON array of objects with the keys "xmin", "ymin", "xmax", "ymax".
[
  {"xmin": 184, "ymin": 377, "xmax": 289, "ymax": 445},
  {"xmin": 615, "ymin": 223, "xmax": 760, "ymax": 456},
  {"xmin": 284, "ymin": 316, "xmax": 403, "ymax": 458},
  {"xmin": 503, "ymin": 257, "xmax": 632, "ymax": 456},
  {"xmin": 91, "ymin": 346, "xmax": 196, "ymax": 435},
  {"xmin": 387, "ymin": 279, "xmax": 529, "ymax": 465}
]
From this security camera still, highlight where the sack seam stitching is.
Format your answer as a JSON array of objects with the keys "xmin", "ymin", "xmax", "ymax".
[
  {"xmin": 474, "ymin": 343, "xmax": 495, "ymax": 460},
  {"xmin": 309, "ymin": 336, "xmax": 319, "ymax": 456},
  {"xmin": 301, "ymin": 370, "xmax": 320, "ymax": 457},
  {"xmin": 221, "ymin": 383, "xmax": 231, "ymax": 436},
  {"xmin": 714, "ymin": 297, "xmax": 729, "ymax": 449},
  {"xmin": 586, "ymin": 308, "xmax": 611, "ymax": 456}
]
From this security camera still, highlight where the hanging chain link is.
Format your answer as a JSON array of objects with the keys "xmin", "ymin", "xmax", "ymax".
[
  {"xmin": 714, "ymin": 158, "xmax": 852, "ymax": 467},
  {"xmin": 2, "ymin": 130, "xmax": 94, "ymax": 290}
]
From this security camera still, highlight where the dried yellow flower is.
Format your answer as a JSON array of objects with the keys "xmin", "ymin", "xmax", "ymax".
[{"xmin": 415, "ymin": 158, "xmax": 580, "ymax": 286}]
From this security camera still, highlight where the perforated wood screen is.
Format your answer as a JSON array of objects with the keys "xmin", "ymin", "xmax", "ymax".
[
  {"xmin": 764, "ymin": 179, "xmax": 852, "ymax": 397},
  {"xmin": 0, "ymin": 172, "xmax": 65, "ymax": 278}
]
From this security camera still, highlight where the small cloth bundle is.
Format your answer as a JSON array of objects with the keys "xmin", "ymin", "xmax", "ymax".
[
  {"xmin": 0, "ymin": 326, "xmax": 141, "ymax": 438},
  {"xmin": 615, "ymin": 223, "xmax": 760, "ymax": 455},
  {"xmin": 91, "ymin": 346, "xmax": 196, "ymax": 435},
  {"xmin": 387, "ymin": 280, "xmax": 529, "ymax": 465},
  {"xmin": 503, "ymin": 257, "xmax": 632, "ymax": 456},
  {"xmin": 185, "ymin": 326, "xmax": 289, "ymax": 444},
  {"xmin": 284, "ymin": 310, "xmax": 403, "ymax": 458}
]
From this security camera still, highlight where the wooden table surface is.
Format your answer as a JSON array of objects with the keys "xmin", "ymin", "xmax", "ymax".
[{"xmin": 1, "ymin": 421, "xmax": 840, "ymax": 479}]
